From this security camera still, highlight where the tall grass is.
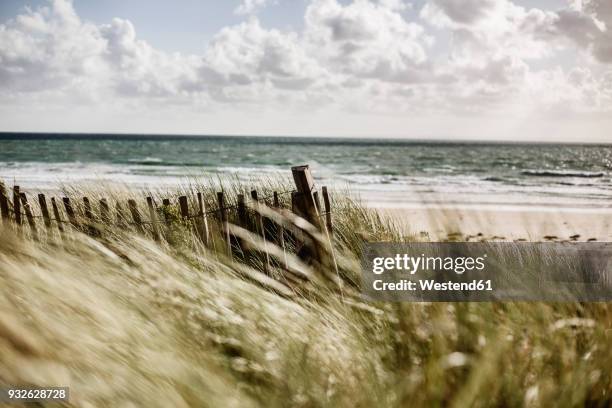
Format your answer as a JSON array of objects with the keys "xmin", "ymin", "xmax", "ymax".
[{"xmin": 0, "ymin": 178, "xmax": 610, "ymax": 407}]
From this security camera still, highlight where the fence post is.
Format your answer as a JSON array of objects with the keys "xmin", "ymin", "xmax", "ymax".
[
  {"xmin": 13, "ymin": 186, "xmax": 21, "ymax": 226},
  {"xmin": 322, "ymin": 186, "xmax": 333, "ymax": 238},
  {"xmin": 250, "ymin": 190, "xmax": 261, "ymax": 235},
  {"xmin": 291, "ymin": 165, "xmax": 321, "ymax": 229},
  {"xmin": 0, "ymin": 183, "xmax": 9, "ymax": 224},
  {"xmin": 291, "ymin": 191, "xmax": 304, "ymax": 216},
  {"xmin": 116, "ymin": 202, "xmax": 125, "ymax": 227},
  {"xmin": 128, "ymin": 199, "xmax": 143, "ymax": 233},
  {"xmin": 99, "ymin": 198, "xmax": 110, "ymax": 224},
  {"xmin": 63, "ymin": 197, "xmax": 78, "ymax": 229},
  {"xmin": 313, "ymin": 191, "xmax": 322, "ymax": 215},
  {"xmin": 38, "ymin": 194, "xmax": 52, "ymax": 229},
  {"xmin": 147, "ymin": 197, "xmax": 160, "ymax": 241},
  {"xmin": 20, "ymin": 193, "xmax": 37, "ymax": 236},
  {"xmin": 83, "ymin": 196, "xmax": 98, "ymax": 236},
  {"xmin": 251, "ymin": 190, "xmax": 270, "ymax": 273},
  {"xmin": 291, "ymin": 166, "xmax": 337, "ymax": 273},
  {"xmin": 273, "ymin": 191, "xmax": 288, "ymax": 270},
  {"xmin": 51, "ymin": 197, "xmax": 64, "ymax": 233},
  {"xmin": 197, "ymin": 192, "xmax": 210, "ymax": 246},
  {"xmin": 162, "ymin": 198, "xmax": 171, "ymax": 224},
  {"xmin": 217, "ymin": 192, "xmax": 231, "ymax": 256},
  {"xmin": 237, "ymin": 193, "xmax": 248, "ymax": 228},
  {"xmin": 291, "ymin": 191, "xmax": 305, "ymax": 251},
  {"xmin": 83, "ymin": 197, "xmax": 93, "ymax": 220},
  {"xmin": 178, "ymin": 196, "xmax": 189, "ymax": 219}
]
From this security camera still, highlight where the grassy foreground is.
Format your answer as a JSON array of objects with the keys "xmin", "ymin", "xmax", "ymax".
[{"xmin": 0, "ymin": 180, "xmax": 611, "ymax": 407}]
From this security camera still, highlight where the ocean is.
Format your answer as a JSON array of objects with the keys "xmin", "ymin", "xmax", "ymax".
[{"xmin": 1, "ymin": 133, "xmax": 611, "ymax": 211}]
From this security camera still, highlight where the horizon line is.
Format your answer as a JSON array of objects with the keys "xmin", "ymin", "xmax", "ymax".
[{"xmin": 1, "ymin": 131, "xmax": 610, "ymax": 146}]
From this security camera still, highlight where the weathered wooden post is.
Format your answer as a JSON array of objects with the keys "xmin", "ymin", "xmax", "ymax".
[
  {"xmin": 251, "ymin": 189, "xmax": 270, "ymax": 272},
  {"xmin": 273, "ymin": 191, "xmax": 288, "ymax": 269},
  {"xmin": 51, "ymin": 197, "xmax": 64, "ymax": 233},
  {"xmin": 0, "ymin": 183, "xmax": 9, "ymax": 224},
  {"xmin": 291, "ymin": 166, "xmax": 321, "ymax": 229},
  {"xmin": 83, "ymin": 197, "xmax": 93, "ymax": 221},
  {"xmin": 128, "ymin": 199, "xmax": 143, "ymax": 233},
  {"xmin": 313, "ymin": 191, "xmax": 322, "ymax": 214},
  {"xmin": 146, "ymin": 197, "xmax": 160, "ymax": 241},
  {"xmin": 83, "ymin": 196, "xmax": 98, "ymax": 236},
  {"xmin": 13, "ymin": 186, "xmax": 21, "ymax": 226},
  {"xmin": 237, "ymin": 194, "xmax": 248, "ymax": 228},
  {"xmin": 291, "ymin": 165, "xmax": 337, "ymax": 274},
  {"xmin": 63, "ymin": 197, "xmax": 78, "ymax": 229},
  {"xmin": 290, "ymin": 191, "xmax": 306, "ymax": 251},
  {"xmin": 178, "ymin": 196, "xmax": 189, "ymax": 219},
  {"xmin": 234, "ymin": 193, "xmax": 248, "ymax": 255},
  {"xmin": 250, "ymin": 190, "xmax": 262, "ymax": 236},
  {"xmin": 116, "ymin": 202, "xmax": 125, "ymax": 227},
  {"xmin": 99, "ymin": 198, "xmax": 110, "ymax": 224},
  {"xmin": 162, "ymin": 198, "xmax": 171, "ymax": 224},
  {"xmin": 197, "ymin": 192, "xmax": 210, "ymax": 246},
  {"xmin": 217, "ymin": 192, "xmax": 231, "ymax": 256},
  {"xmin": 322, "ymin": 186, "xmax": 333, "ymax": 238},
  {"xmin": 290, "ymin": 191, "xmax": 299, "ymax": 214},
  {"xmin": 20, "ymin": 193, "xmax": 37, "ymax": 235},
  {"xmin": 38, "ymin": 194, "xmax": 52, "ymax": 229}
]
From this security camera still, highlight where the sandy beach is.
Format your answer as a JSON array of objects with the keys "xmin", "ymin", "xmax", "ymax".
[{"xmin": 381, "ymin": 206, "xmax": 612, "ymax": 242}]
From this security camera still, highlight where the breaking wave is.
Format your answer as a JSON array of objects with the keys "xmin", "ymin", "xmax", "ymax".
[{"xmin": 521, "ymin": 170, "xmax": 605, "ymax": 178}]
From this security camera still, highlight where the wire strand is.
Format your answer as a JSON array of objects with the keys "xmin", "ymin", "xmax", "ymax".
[{"xmin": 1, "ymin": 188, "xmax": 332, "ymax": 227}]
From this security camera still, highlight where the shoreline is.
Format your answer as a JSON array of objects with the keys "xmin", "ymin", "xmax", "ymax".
[
  {"xmin": 366, "ymin": 201, "xmax": 612, "ymax": 213},
  {"xmin": 2, "ymin": 175, "xmax": 611, "ymax": 242},
  {"xmin": 380, "ymin": 206, "xmax": 612, "ymax": 242}
]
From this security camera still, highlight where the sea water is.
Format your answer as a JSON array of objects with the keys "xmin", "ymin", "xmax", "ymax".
[{"xmin": 1, "ymin": 133, "xmax": 611, "ymax": 210}]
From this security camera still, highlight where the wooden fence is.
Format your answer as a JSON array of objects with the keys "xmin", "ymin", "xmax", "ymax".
[{"xmin": 0, "ymin": 165, "xmax": 336, "ymax": 275}]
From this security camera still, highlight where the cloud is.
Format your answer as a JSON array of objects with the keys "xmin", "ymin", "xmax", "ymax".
[
  {"xmin": 0, "ymin": 0, "xmax": 107, "ymax": 93},
  {"xmin": 99, "ymin": 18, "xmax": 204, "ymax": 97},
  {"xmin": 234, "ymin": 0, "xmax": 276, "ymax": 15},
  {"xmin": 421, "ymin": 0, "xmax": 612, "ymax": 65},
  {"xmin": 0, "ymin": 0, "xmax": 205, "ymax": 101},
  {"xmin": 422, "ymin": 0, "xmax": 501, "ymax": 26},
  {"xmin": 0, "ymin": 0, "xmax": 611, "ymax": 139},
  {"xmin": 558, "ymin": 0, "xmax": 612, "ymax": 63},
  {"xmin": 304, "ymin": 0, "xmax": 431, "ymax": 83},
  {"xmin": 421, "ymin": 0, "xmax": 562, "ymax": 60},
  {"xmin": 205, "ymin": 19, "xmax": 323, "ymax": 88},
  {"xmin": 414, "ymin": 0, "xmax": 612, "ymax": 116}
]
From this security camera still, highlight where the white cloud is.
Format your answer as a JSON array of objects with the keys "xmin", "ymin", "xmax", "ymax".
[
  {"xmin": 0, "ymin": 0, "xmax": 611, "ymax": 140},
  {"xmin": 558, "ymin": 0, "xmax": 612, "ymax": 63},
  {"xmin": 304, "ymin": 0, "xmax": 431, "ymax": 83},
  {"xmin": 205, "ymin": 18, "xmax": 323, "ymax": 89},
  {"xmin": 0, "ymin": 0, "xmax": 107, "ymax": 93},
  {"xmin": 234, "ymin": 0, "xmax": 276, "ymax": 15},
  {"xmin": 421, "ymin": 0, "xmax": 562, "ymax": 61},
  {"xmin": 421, "ymin": 0, "xmax": 502, "ymax": 26}
]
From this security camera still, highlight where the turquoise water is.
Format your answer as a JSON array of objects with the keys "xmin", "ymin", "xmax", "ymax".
[{"xmin": 1, "ymin": 133, "xmax": 611, "ymax": 209}]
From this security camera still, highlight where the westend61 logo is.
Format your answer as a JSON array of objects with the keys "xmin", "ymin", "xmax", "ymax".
[
  {"xmin": 362, "ymin": 242, "xmax": 612, "ymax": 302},
  {"xmin": 372, "ymin": 253, "xmax": 487, "ymax": 275}
]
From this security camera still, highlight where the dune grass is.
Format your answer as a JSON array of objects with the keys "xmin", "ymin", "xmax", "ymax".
[{"xmin": 0, "ymin": 178, "xmax": 611, "ymax": 407}]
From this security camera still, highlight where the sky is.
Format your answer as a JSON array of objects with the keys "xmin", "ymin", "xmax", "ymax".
[{"xmin": 0, "ymin": 0, "xmax": 611, "ymax": 142}]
